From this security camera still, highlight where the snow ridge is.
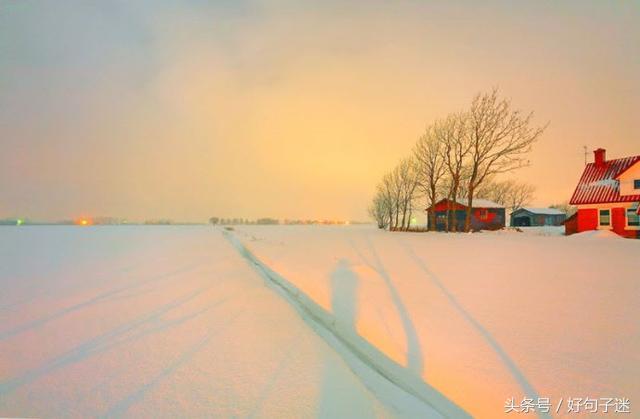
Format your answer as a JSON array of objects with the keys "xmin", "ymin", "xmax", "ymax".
[{"xmin": 223, "ymin": 230, "xmax": 470, "ymax": 419}]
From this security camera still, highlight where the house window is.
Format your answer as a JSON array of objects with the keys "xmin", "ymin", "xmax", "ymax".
[
  {"xmin": 479, "ymin": 209, "xmax": 489, "ymax": 220},
  {"xmin": 634, "ymin": 179, "xmax": 640, "ymax": 190},
  {"xmin": 599, "ymin": 209, "xmax": 610, "ymax": 226},
  {"xmin": 628, "ymin": 208, "xmax": 640, "ymax": 227}
]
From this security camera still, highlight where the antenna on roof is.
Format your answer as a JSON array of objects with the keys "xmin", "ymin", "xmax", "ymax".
[{"xmin": 583, "ymin": 145, "xmax": 588, "ymax": 165}]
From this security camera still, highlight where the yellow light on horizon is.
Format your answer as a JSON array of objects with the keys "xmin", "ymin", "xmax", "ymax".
[{"xmin": 76, "ymin": 217, "xmax": 92, "ymax": 226}]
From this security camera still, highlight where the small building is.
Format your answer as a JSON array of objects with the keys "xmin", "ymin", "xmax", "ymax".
[
  {"xmin": 427, "ymin": 198, "xmax": 505, "ymax": 231},
  {"xmin": 568, "ymin": 148, "xmax": 640, "ymax": 239},
  {"xmin": 510, "ymin": 208, "xmax": 566, "ymax": 227},
  {"xmin": 564, "ymin": 212, "xmax": 578, "ymax": 236}
]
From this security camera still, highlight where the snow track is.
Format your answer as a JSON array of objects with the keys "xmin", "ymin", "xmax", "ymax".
[{"xmin": 224, "ymin": 230, "xmax": 470, "ymax": 419}]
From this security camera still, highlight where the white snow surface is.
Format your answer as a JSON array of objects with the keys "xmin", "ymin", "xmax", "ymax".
[
  {"xmin": 1, "ymin": 226, "xmax": 404, "ymax": 418},
  {"xmin": 498, "ymin": 226, "xmax": 566, "ymax": 236},
  {"xmin": 1, "ymin": 225, "xmax": 638, "ymax": 418},
  {"xmin": 231, "ymin": 225, "xmax": 639, "ymax": 418}
]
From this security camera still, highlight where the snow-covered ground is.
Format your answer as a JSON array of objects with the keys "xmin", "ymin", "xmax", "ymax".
[
  {"xmin": 1, "ymin": 225, "xmax": 638, "ymax": 418},
  {"xmin": 497, "ymin": 226, "xmax": 566, "ymax": 236},
  {"xmin": 0, "ymin": 226, "xmax": 404, "ymax": 418},
  {"xmin": 230, "ymin": 225, "xmax": 639, "ymax": 418}
]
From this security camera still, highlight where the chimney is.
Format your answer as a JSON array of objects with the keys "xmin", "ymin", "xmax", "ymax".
[{"xmin": 594, "ymin": 148, "xmax": 606, "ymax": 167}]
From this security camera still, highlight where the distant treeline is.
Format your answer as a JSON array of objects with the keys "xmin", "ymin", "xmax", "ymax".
[
  {"xmin": 209, "ymin": 217, "xmax": 279, "ymax": 225},
  {"xmin": 0, "ymin": 218, "xmax": 203, "ymax": 226},
  {"xmin": 209, "ymin": 217, "xmax": 360, "ymax": 226},
  {"xmin": 1, "ymin": 217, "xmax": 366, "ymax": 226}
]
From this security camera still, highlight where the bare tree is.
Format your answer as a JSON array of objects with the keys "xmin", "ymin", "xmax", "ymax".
[
  {"xmin": 371, "ymin": 159, "xmax": 421, "ymax": 231},
  {"xmin": 396, "ymin": 158, "xmax": 420, "ymax": 231},
  {"xmin": 463, "ymin": 88, "xmax": 547, "ymax": 231},
  {"xmin": 437, "ymin": 114, "xmax": 471, "ymax": 232},
  {"xmin": 389, "ymin": 170, "xmax": 402, "ymax": 230},
  {"xmin": 414, "ymin": 125, "xmax": 446, "ymax": 231},
  {"xmin": 380, "ymin": 172, "xmax": 399, "ymax": 230},
  {"xmin": 476, "ymin": 179, "xmax": 535, "ymax": 213},
  {"xmin": 475, "ymin": 180, "xmax": 508, "ymax": 206},
  {"xmin": 550, "ymin": 201, "xmax": 577, "ymax": 217},
  {"xmin": 369, "ymin": 189, "xmax": 391, "ymax": 229},
  {"xmin": 506, "ymin": 183, "xmax": 535, "ymax": 212}
]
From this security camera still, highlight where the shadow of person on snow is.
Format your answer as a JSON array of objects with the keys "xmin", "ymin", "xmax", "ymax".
[
  {"xmin": 396, "ymin": 238, "xmax": 550, "ymax": 419},
  {"xmin": 348, "ymin": 234, "xmax": 424, "ymax": 376},
  {"xmin": 330, "ymin": 259, "xmax": 358, "ymax": 330},
  {"xmin": 224, "ymin": 230, "xmax": 470, "ymax": 418},
  {"xmin": 318, "ymin": 259, "xmax": 380, "ymax": 418}
]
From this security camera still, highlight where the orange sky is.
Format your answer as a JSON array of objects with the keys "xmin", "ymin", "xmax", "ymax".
[{"xmin": 1, "ymin": 1, "xmax": 638, "ymax": 222}]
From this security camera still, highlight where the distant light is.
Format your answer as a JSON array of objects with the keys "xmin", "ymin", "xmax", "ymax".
[
  {"xmin": 411, "ymin": 217, "xmax": 417, "ymax": 225},
  {"xmin": 76, "ymin": 217, "xmax": 92, "ymax": 226},
  {"xmin": 16, "ymin": 219, "xmax": 23, "ymax": 226}
]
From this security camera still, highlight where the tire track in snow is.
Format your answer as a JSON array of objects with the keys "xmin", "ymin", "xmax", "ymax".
[
  {"xmin": 0, "ymin": 286, "xmax": 216, "ymax": 396},
  {"xmin": 223, "ymin": 230, "xmax": 470, "ymax": 419},
  {"xmin": 0, "ymin": 262, "xmax": 203, "ymax": 341},
  {"xmin": 101, "ymin": 310, "xmax": 246, "ymax": 418},
  {"xmin": 396, "ymin": 237, "xmax": 552, "ymax": 419},
  {"xmin": 347, "ymin": 234, "xmax": 424, "ymax": 375}
]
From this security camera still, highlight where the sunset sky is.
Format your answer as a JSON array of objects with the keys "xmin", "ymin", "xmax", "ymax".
[{"xmin": 1, "ymin": 1, "xmax": 638, "ymax": 222}]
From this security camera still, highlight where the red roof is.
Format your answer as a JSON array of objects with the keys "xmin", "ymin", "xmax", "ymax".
[{"xmin": 570, "ymin": 155, "xmax": 640, "ymax": 205}]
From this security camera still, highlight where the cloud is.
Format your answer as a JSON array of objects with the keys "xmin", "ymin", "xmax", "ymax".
[{"xmin": 1, "ymin": 1, "xmax": 638, "ymax": 221}]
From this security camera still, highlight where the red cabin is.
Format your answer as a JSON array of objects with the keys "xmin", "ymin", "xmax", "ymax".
[
  {"xmin": 569, "ymin": 148, "xmax": 640, "ymax": 238},
  {"xmin": 427, "ymin": 198, "xmax": 505, "ymax": 231}
]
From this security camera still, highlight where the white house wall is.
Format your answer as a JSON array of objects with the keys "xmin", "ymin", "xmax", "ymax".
[{"xmin": 618, "ymin": 160, "xmax": 640, "ymax": 197}]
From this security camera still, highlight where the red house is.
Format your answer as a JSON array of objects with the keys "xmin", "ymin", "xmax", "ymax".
[{"xmin": 569, "ymin": 148, "xmax": 640, "ymax": 238}]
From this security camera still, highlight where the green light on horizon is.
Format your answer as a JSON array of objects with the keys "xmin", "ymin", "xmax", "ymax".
[{"xmin": 16, "ymin": 219, "xmax": 23, "ymax": 226}]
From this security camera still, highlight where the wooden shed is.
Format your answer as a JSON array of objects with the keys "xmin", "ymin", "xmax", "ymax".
[
  {"xmin": 427, "ymin": 198, "xmax": 505, "ymax": 231},
  {"xmin": 564, "ymin": 213, "xmax": 578, "ymax": 236},
  {"xmin": 510, "ymin": 208, "xmax": 566, "ymax": 227}
]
